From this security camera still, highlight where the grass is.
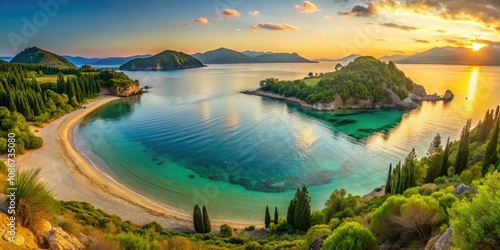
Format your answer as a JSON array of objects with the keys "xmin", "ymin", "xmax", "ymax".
[
  {"xmin": 36, "ymin": 74, "xmax": 75, "ymax": 83},
  {"xmin": 303, "ymin": 78, "xmax": 322, "ymax": 86}
]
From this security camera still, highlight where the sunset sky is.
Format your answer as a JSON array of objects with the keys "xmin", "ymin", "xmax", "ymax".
[{"xmin": 1, "ymin": 0, "xmax": 499, "ymax": 58}]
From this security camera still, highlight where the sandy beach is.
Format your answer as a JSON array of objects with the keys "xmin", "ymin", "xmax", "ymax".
[{"xmin": 16, "ymin": 95, "xmax": 255, "ymax": 231}]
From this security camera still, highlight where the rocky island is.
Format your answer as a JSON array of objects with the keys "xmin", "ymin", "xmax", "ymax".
[
  {"xmin": 243, "ymin": 56, "xmax": 453, "ymax": 111},
  {"xmin": 119, "ymin": 50, "xmax": 204, "ymax": 70}
]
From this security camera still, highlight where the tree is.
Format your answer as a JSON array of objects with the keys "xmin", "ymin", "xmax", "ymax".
[
  {"xmin": 220, "ymin": 224, "xmax": 232, "ymax": 238},
  {"xmin": 335, "ymin": 63, "xmax": 343, "ymax": 71},
  {"xmin": 294, "ymin": 186, "xmax": 312, "ymax": 231},
  {"xmin": 449, "ymin": 171, "xmax": 500, "ymax": 249},
  {"xmin": 274, "ymin": 207, "xmax": 278, "ymax": 225},
  {"xmin": 265, "ymin": 206, "xmax": 271, "ymax": 229},
  {"xmin": 483, "ymin": 120, "xmax": 499, "ymax": 175},
  {"xmin": 456, "ymin": 119, "xmax": 472, "ymax": 175},
  {"xmin": 426, "ymin": 134, "xmax": 444, "ymax": 183},
  {"xmin": 385, "ymin": 164, "xmax": 392, "ymax": 194},
  {"xmin": 441, "ymin": 137, "xmax": 451, "ymax": 177},
  {"xmin": 287, "ymin": 190, "xmax": 298, "ymax": 226},
  {"xmin": 202, "ymin": 205, "xmax": 211, "ymax": 233},
  {"xmin": 193, "ymin": 205, "xmax": 205, "ymax": 233},
  {"xmin": 323, "ymin": 189, "xmax": 359, "ymax": 221},
  {"xmin": 322, "ymin": 222, "xmax": 377, "ymax": 250}
]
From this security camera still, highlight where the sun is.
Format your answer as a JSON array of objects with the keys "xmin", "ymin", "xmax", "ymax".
[{"xmin": 472, "ymin": 43, "xmax": 485, "ymax": 51}]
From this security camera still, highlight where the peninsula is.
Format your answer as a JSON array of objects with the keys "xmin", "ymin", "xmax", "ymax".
[{"xmin": 243, "ymin": 56, "xmax": 453, "ymax": 111}]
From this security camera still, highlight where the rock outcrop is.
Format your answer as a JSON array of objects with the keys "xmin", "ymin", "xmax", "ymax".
[
  {"xmin": 425, "ymin": 227, "xmax": 453, "ymax": 250},
  {"xmin": 443, "ymin": 90, "xmax": 454, "ymax": 100},
  {"xmin": 45, "ymin": 227, "xmax": 85, "ymax": 250},
  {"xmin": 452, "ymin": 184, "xmax": 477, "ymax": 199},
  {"xmin": 108, "ymin": 80, "xmax": 143, "ymax": 97},
  {"xmin": 0, "ymin": 213, "xmax": 39, "ymax": 249}
]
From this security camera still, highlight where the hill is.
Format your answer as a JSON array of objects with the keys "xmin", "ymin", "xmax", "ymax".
[
  {"xmin": 192, "ymin": 48, "xmax": 317, "ymax": 64},
  {"xmin": 0, "ymin": 59, "xmax": 8, "ymax": 64},
  {"xmin": 119, "ymin": 50, "xmax": 204, "ymax": 70},
  {"xmin": 399, "ymin": 46, "xmax": 467, "ymax": 64},
  {"xmin": 192, "ymin": 47, "xmax": 254, "ymax": 64},
  {"xmin": 64, "ymin": 56, "xmax": 101, "ymax": 65},
  {"xmin": 331, "ymin": 54, "xmax": 364, "ymax": 62},
  {"xmin": 379, "ymin": 54, "xmax": 409, "ymax": 62},
  {"xmin": 10, "ymin": 47, "xmax": 77, "ymax": 68},
  {"xmin": 248, "ymin": 56, "xmax": 452, "ymax": 111}
]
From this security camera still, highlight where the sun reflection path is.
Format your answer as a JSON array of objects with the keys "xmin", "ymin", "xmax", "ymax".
[{"xmin": 466, "ymin": 67, "xmax": 479, "ymax": 110}]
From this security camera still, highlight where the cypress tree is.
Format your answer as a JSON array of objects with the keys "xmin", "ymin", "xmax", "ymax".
[
  {"xmin": 287, "ymin": 199, "xmax": 296, "ymax": 226},
  {"xmin": 265, "ymin": 206, "xmax": 271, "ymax": 229},
  {"xmin": 385, "ymin": 164, "xmax": 392, "ymax": 194},
  {"xmin": 274, "ymin": 207, "xmax": 278, "ymax": 225},
  {"xmin": 202, "ymin": 205, "xmax": 211, "ymax": 233},
  {"xmin": 193, "ymin": 204, "xmax": 205, "ymax": 233},
  {"xmin": 456, "ymin": 119, "xmax": 471, "ymax": 175},
  {"xmin": 441, "ymin": 137, "xmax": 451, "ymax": 177},
  {"xmin": 293, "ymin": 186, "xmax": 311, "ymax": 231},
  {"xmin": 483, "ymin": 120, "xmax": 499, "ymax": 175}
]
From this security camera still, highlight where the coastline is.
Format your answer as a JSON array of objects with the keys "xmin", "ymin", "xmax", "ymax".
[{"xmin": 16, "ymin": 95, "xmax": 257, "ymax": 231}]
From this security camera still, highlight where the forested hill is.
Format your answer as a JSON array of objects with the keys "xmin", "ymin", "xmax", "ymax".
[
  {"xmin": 119, "ymin": 50, "xmax": 204, "ymax": 70},
  {"xmin": 10, "ymin": 47, "xmax": 77, "ymax": 69},
  {"xmin": 0, "ymin": 60, "xmax": 7, "ymax": 64},
  {"xmin": 258, "ymin": 56, "xmax": 419, "ymax": 109}
]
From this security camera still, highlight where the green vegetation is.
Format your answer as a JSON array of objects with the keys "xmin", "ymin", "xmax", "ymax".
[
  {"xmin": 456, "ymin": 119, "xmax": 472, "ymax": 175},
  {"xmin": 202, "ymin": 206, "xmax": 211, "ymax": 233},
  {"xmin": 193, "ymin": 205, "xmax": 204, "ymax": 233},
  {"xmin": 322, "ymin": 222, "xmax": 377, "ymax": 250},
  {"xmin": 219, "ymin": 224, "xmax": 232, "ymax": 238},
  {"xmin": 259, "ymin": 56, "xmax": 414, "ymax": 105},
  {"xmin": 0, "ymin": 107, "xmax": 42, "ymax": 153},
  {"xmin": 290, "ymin": 186, "xmax": 312, "ymax": 232},
  {"xmin": 10, "ymin": 47, "xmax": 77, "ymax": 68},
  {"xmin": 119, "ymin": 50, "xmax": 204, "ymax": 70},
  {"xmin": 274, "ymin": 206, "xmax": 279, "ymax": 225}
]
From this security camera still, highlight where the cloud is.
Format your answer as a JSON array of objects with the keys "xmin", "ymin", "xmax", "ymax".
[
  {"xmin": 249, "ymin": 10, "xmax": 260, "ymax": 16},
  {"xmin": 324, "ymin": 15, "xmax": 332, "ymax": 19},
  {"xmin": 181, "ymin": 22, "xmax": 188, "ymax": 26},
  {"xmin": 222, "ymin": 9, "xmax": 241, "ymax": 18},
  {"xmin": 367, "ymin": 0, "xmax": 500, "ymax": 31},
  {"xmin": 380, "ymin": 23, "xmax": 419, "ymax": 31},
  {"xmin": 392, "ymin": 50, "xmax": 406, "ymax": 54},
  {"xmin": 338, "ymin": 3, "xmax": 377, "ymax": 17},
  {"xmin": 295, "ymin": 1, "xmax": 320, "ymax": 13},
  {"xmin": 365, "ymin": 22, "xmax": 375, "ymax": 25},
  {"xmin": 442, "ymin": 38, "xmax": 469, "ymax": 46},
  {"xmin": 195, "ymin": 17, "xmax": 209, "ymax": 24},
  {"xmin": 413, "ymin": 39, "xmax": 430, "ymax": 43},
  {"xmin": 376, "ymin": 38, "xmax": 387, "ymax": 41},
  {"xmin": 256, "ymin": 22, "xmax": 301, "ymax": 31},
  {"xmin": 436, "ymin": 29, "xmax": 448, "ymax": 33},
  {"xmin": 249, "ymin": 26, "xmax": 260, "ymax": 33}
]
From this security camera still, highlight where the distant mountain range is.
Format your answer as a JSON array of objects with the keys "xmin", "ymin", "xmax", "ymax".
[
  {"xmin": 119, "ymin": 50, "xmax": 204, "ymax": 70},
  {"xmin": 10, "ymin": 47, "xmax": 77, "ymax": 68},
  {"xmin": 379, "ymin": 54, "xmax": 409, "ymax": 62},
  {"xmin": 64, "ymin": 55, "xmax": 151, "ymax": 65},
  {"xmin": 397, "ymin": 46, "xmax": 500, "ymax": 65},
  {"xmin": 192, "ymin": 48, "xmax": 317, "ymax": 64}
]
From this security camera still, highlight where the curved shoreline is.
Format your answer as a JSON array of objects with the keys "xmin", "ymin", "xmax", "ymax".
[{"xmin": 19, "ymin": 95, "xmax": 257, "ymax": 231}]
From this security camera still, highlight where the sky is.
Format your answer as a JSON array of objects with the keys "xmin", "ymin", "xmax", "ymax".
[{"xmin": 0, "ymin": 0, "xmax": 499, "ymax": 58}]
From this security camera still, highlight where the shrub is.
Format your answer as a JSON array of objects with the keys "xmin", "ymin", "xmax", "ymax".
[
  {"xmin": 220, "ymin": 224, "xmax": 232, "ymax": 238},
  {"xmin": 322, "ymin": 222, "xmax": 377, "ymax": 250},
  {"xmin": 16, "ymin": 168, "xmax": 56, "ymax": 233},
  {"xmin": 244, "ymin": 225, "xmax": 255, "ymax": 231},
  {"xmin": 311, "ymin": 210, "xmax": 326, "ymax": 226},
  {"xmin": 270, "ymin": 218, "xmax": 294, "ymax": 235},
  {"xmin": 302, "ymin": 224, "xmax": 332, "ymax": 250}
]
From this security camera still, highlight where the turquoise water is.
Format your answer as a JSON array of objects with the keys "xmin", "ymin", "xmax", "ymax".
[{"xmin": 74, "ymin": 63, "xmax": 500, "ymax": 223}]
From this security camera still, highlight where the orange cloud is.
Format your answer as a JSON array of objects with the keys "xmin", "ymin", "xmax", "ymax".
[
  {"xmin": 249, "ymin": 10, "xmax": 260, "ymax": 16},
  {"xmin": 249, "ymin": 25, "xmax": 260, "ymax": 33},
  {"xmin": 257, "ymin": 22, "xmax": 301, "ymax": 31},
  {"xmin": 324, "ymin": 15, "xmax": 332, "ymax": 19},
  {"xmin": 222, "ymin": 9, "xmax": 241, "ymax": 18},
  {"xmin": 195, "ymin": 17, "xmax": 209, "ymax": 24},
  {"xmin": 294, "ymin": 1, "xmax": 320, "ymax": 13},
  {"xmin": 380, "ymin": 23, "xmax": 419, "ymax": 31}
]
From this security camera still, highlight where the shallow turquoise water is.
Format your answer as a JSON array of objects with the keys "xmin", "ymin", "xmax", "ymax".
[{"xmin": 74, "ymin": 63, "xmax": 500, "ymax": 223}]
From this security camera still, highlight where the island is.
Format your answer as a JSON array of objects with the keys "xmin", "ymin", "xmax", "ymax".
[
  {"xmin": 10, "ymin": 46, "xmax": 77, "ymax": 68},
  {"xmin": 192, "ymin": 47, "xmax": 318, "ymax": 64},
  {"xmin": 119, "ymin": 50, "xmax": 204, "ymax": 70},
  {"xmin": 243, "ymin": 56, "xmax": 453, "ymax": 111}
]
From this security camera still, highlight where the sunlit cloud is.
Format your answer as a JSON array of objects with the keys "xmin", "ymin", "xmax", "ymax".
[
  {"xmin": 380, "ymin": 23, "xmax": 419, "ymax": 31},
  {"xmin": 294, "ymin": 1, "xmax": 320, "ymax": 13},
  {"xmin": 338, "ymin": 3, "xmax": 377, "ymax": 17},
  {"xmin": 249, "ymin": 25, "xmax": 260, "ymax": 33},
  {"xmin": 195, "ymin": 17, "xmax": 209, "ymax": 24},
  {"xmin": 376, "ymin": 38, "xmax": 387, "ymax": 41},
  {"xmin": 437, "ymin": 29, "xmax": 448, "ymax": 33},
  {"xmin": 249, "ymin": 10, "xmax": 260, "ymax": 16},
  {"xmin": 413, "ymin": 39, "xmax": 430, "ymax": 43},
  {"xmin": 257, "ymin": 22, "xmax": 301, "ymax": 31},
  {"xmin": 324, "ymin": 15, "xmax": 332, "ymax": 19},
  {"xmin": 222, "ymin": 9, "xmax": 241, "ymax": 18}
]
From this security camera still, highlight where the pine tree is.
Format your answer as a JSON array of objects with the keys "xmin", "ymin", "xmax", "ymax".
[
  {"xmin": 265, "ymin": 206, "xmax": 271, "ymax": 229},
  {"xmin": 274, "ymin": 207, "xmax": 278, "ymax": 225},
  {"xmin": 483, "ymin": 120, "xmax": 499, "ymax": 175},
  {"xmin": 294, "ymin": 186, "xmax": 311, "ymax": 231},
  {"xmin": 193, "ymin": 205, "xmax": 205, "ymax": 233},
  {"xmin": 425, "ymin": 134, "xmax": 444, "ymax": 183},
  {"xmin": 202, "ymin": 205, "xmax": 211, "ymax": 233},
  {"xmin": 441, "ymin": 137, "xmax": 451, "ymax": 177},
  {"xmin": 456, "ymin": 119, "xmax": 471, "ymax": 175},
  {"xmin": 385, "ymin": 164, "xmax": 392, "ymax": 194}
]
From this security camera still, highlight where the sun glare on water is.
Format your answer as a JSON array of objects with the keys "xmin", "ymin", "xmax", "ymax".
[{"xmin": 472, "ymin": 43, "xmax": 485, "ymax": 51}]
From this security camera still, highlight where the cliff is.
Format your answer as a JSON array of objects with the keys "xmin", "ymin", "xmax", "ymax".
[{"xmin": 108, "ymin": 80, "xmax": 143, "ymax": 97}]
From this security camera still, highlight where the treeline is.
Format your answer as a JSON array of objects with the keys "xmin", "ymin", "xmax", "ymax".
[
  {"xmin": 259, "ymin": 56, "xmax": 414, "ymax": 104},
  {"xmin": 0, "ymin": 63, "xmax": 136, "ymax": 153}
]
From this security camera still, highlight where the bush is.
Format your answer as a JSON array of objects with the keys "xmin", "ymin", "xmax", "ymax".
[
  {"xmin": 322, "ymin": 222, "xmax": 377, "ymax": 250},
  {"xmin": 311, "ymin": 210, "xmax": 326, "ymax": 226},
  {"xmin": 302, "ymin": 224, "xmax": 332, "ymax": 250},
  {"xmin": 220, "ymin": 224, "xmax": 232, "ymax": 238},
  {"xmin": 244, "ymin": 225, "xmax": 255, "ymax": 231},
  {"xmin": 270, "ymin": 218, "xmax": 294, "ymax": 235}
]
